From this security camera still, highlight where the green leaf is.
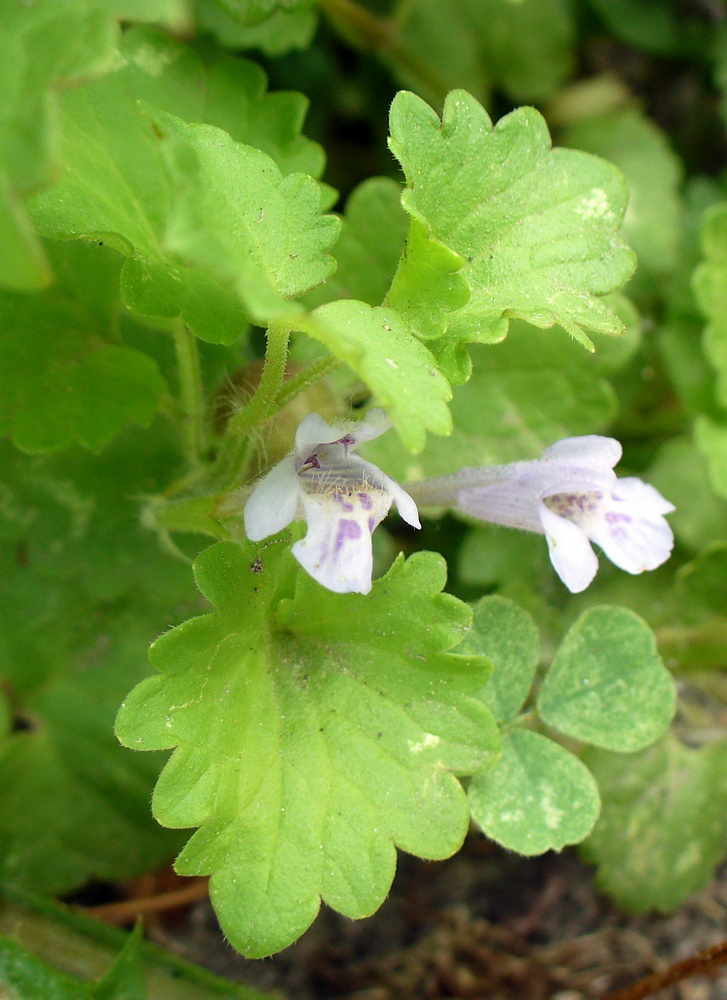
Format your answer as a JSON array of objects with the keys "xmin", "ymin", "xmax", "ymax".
[
  {"xmin": 305, "ymin": 300, "xmax": 453, "ymax": 452},
  {"xmin": 648, "ymin": 437, "xmax": 727, "ymax": 551},
  {"xmin": 0, "ymin": 242, "xmax": 166, "ymax": 454},
  {"xmin": 306, "ymin": 177, "xmax": 409, "ymax": 308},
  {"xmin": 391, "ymin": 0, "xmax": 573, "ymax": 108},
  {"xmin": 585, "ymin": 0, "xmax": 701, "ymax": 56},
  {"xmin": 0, "ymin": 580, "xmax": 185, "ymax": 894},
  {"xmin": 695, "ymin": 416, "xmax": 727, "ymax": 500},
  {"xmin": 458, "ymin": 523, "xmax": 551, "ymax": 592},
  {"xmin": 0, "ymin": 0, "xmax": 119, "ymax": 290},
  {"xmin": 90, "ymin": 924, "xmax": 147, "ymax": 1000},
  {"xmin": 364, "ymin": 321, "xmax": 616, "ymax": 481},
  {"xmin": 195, "ymin": 0, "xmax": 317, "ymax": 54},
  {"xmin": 386, "ymin": 219, "xmax": 470, "ymax": 346},
  {"xmin": 29, "ymin": 28, "xmax": 337, "ymax": 343},
  {"xmin": 388, "ymin": 90, "xmax": 635, "ymax": 378},
  {"xmin": 469, "ymin": 729, "xmax": 600, "ymax": 855},
  {"xmin": 152, "ymin": 110, "xmax": 338, "ymax": 325},
  {"xmin": 0, "ymin": 427, "xmax": 196, "ymax": 895},
  {"xmin": 0, "ymin": 427, "xmax": 194, "ymax": 604},
  {"xmin": 464, "ymin": 0, "xmax": 574, "ymax": 103},
  {"xmin": 455, "ymin": 595, "xmax": 540, "ymax": 723},
  {"xmin": 207, "ymin": 0, "xmax": 315, "ymax": 28},
  {"xmin": 305, "ymin": 177, "xmax": 470, "ymax": 346},
  {"xmin": 561, "ymin": 109, "xmax": 682, "ymax": 301},
  {"xmin": 657, "ymin": 178, "xmax": 724, "ymax": 417},
  {"xmin": 101, "ymin": 0, "xmax": 191, "ymax": 24},
  {"xmin": 537, "ymin": 606, "xmax": 676, "ymax": 752},
  {"xmin": 0, "ymin": 937, "xmax": 87, "ymax": 1000},
  {"xmin": 674, "ymin": 543, "xmax": 727, "ymax": 616},
  {"xmin": 203, "ymin": 58, "xmax": 324, "ymax": 179},
  {"xmin": 116, "ymin": 541, "xmax": 498, "ymax": 957},
  {"xmin": 582, "ymin": 735, "xmax": 727, "ymax": 910},
  {"xmin": 694, "ymin": 202, "xmax": 727, "ymax": 410}
]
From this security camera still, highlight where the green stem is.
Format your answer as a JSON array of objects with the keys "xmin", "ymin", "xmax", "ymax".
[
  {"xmin": 172, "ymin": 321, "xmax": 207, "ymax": 468},
  {"xmin": 213, "ymin": 321, "xmax": 291, "ymax": 487},
  {"xmin": 273, "ymin": 354, "xmax": 341, "ymax": 410},
  {"xmin": 319, "ymin": 0, "xmax": 451, "ymax": 104}
]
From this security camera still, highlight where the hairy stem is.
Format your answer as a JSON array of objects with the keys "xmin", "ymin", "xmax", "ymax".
[
  {"xmin": 172, "ymin": 321, "xmax": 207, "ymax": 469},
  {"xmin": 273, "ymin": 353, "xmax": 341, "ymax": 410},
  {"xmin": 213, "ymin": 321, "xmax": 291, "ymax": 487}
]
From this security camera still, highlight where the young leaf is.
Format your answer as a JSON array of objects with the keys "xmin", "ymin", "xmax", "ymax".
[
  {"xmin": 116, "ymin": 540, "xmax": 499, "ymax": 957},
  {"xmin": 388, "ymin": 90, "xmax": 635, "ymax": 379},
  {"xmin": 304, "ymin": 300, "xmax": 453, "ymax": 452},
  {"xmin": 152, "ymin": 110, "xmax": 339, "ymax": 325},
  {"xmin": 468, "ymin": 729, "xmax": 600, "ymax": 855},
  {"xmin": 537, "ymin": 606, "xmax": 676, "ymax": 752},
  {"xmin": 582, "ymin": 735, "xmax": 727, "ymax": 910},
  {"xmin": 455, "ymin": 595, "xmax": 540, "ymax": 723},
  {"xmin": 0, "ymin": 243, "xmax": 166, "ymax": 454}
]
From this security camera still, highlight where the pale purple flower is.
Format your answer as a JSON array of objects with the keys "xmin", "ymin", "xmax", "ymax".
[
  {"xmin": 407, "ymin": 436, "xmax": 675, "ymax": 593},
  {"xmin": 244, "ymin": 409, "xmax": 420, "ymax": 594}
]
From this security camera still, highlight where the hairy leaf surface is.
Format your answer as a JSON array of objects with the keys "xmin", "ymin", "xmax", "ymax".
[
  {"xmin": 388, "ymin": 90, "xmax": 635, "ymax": 380},
  {"xmin": 116, "ymin": 541, "xmax": 498, "ymax": 956}
]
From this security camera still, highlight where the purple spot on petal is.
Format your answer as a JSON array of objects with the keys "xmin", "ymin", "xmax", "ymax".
[
  {"xmin": 605, "ymin": 511, "xmax": 631, "ymax": 524},
  {"xmin": 368, "ymin": 516, "xmax": 375, "ymax": 533},
  {"xmin": 358, "ymin": 492, "xmax": 373, "ymax": 510},
  {"xmin": 334, "ymin": 519, "xmax": 362, "ymax": 554}
]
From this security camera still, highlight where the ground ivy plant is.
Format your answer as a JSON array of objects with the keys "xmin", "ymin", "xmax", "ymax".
[{"xmin": 2, "ymin": 0, "xmax": 727, "ymax": 974}]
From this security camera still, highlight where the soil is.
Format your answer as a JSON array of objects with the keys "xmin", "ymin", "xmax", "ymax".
[{"xmin": 149, "ymin": 837, "xmax": 727, "ymax": 1000}]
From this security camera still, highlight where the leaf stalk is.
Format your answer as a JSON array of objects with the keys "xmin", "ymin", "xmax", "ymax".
[{"xmin": 172, "ymin": 320, "xmax": 207, "ymax": 469}]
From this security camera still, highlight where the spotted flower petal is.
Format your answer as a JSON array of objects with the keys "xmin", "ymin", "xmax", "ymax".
[
  {"xmin": 407, "ymin": 436, "xmax": 674, "ymax": 593},
  {"xmin": 293, "ymin": 489, "xmax": 392, "ymax": 594},
  {"xmin": 243, "ymin": 409, "xmax": 420, "ymax": 594}
]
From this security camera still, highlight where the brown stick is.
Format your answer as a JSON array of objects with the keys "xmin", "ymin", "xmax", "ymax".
[
  {"xmin": 80, "ymin": 879, "xmax": 209, "ymax": 925},
  {"xmin": 602, "ymin": 938, "xmax": 727, "ymax": 1000}
]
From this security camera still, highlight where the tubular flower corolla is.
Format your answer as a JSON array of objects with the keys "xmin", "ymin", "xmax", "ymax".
[{"xmin": 407, "ymin": 435, "xmax": 675, "ymax": 593}]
